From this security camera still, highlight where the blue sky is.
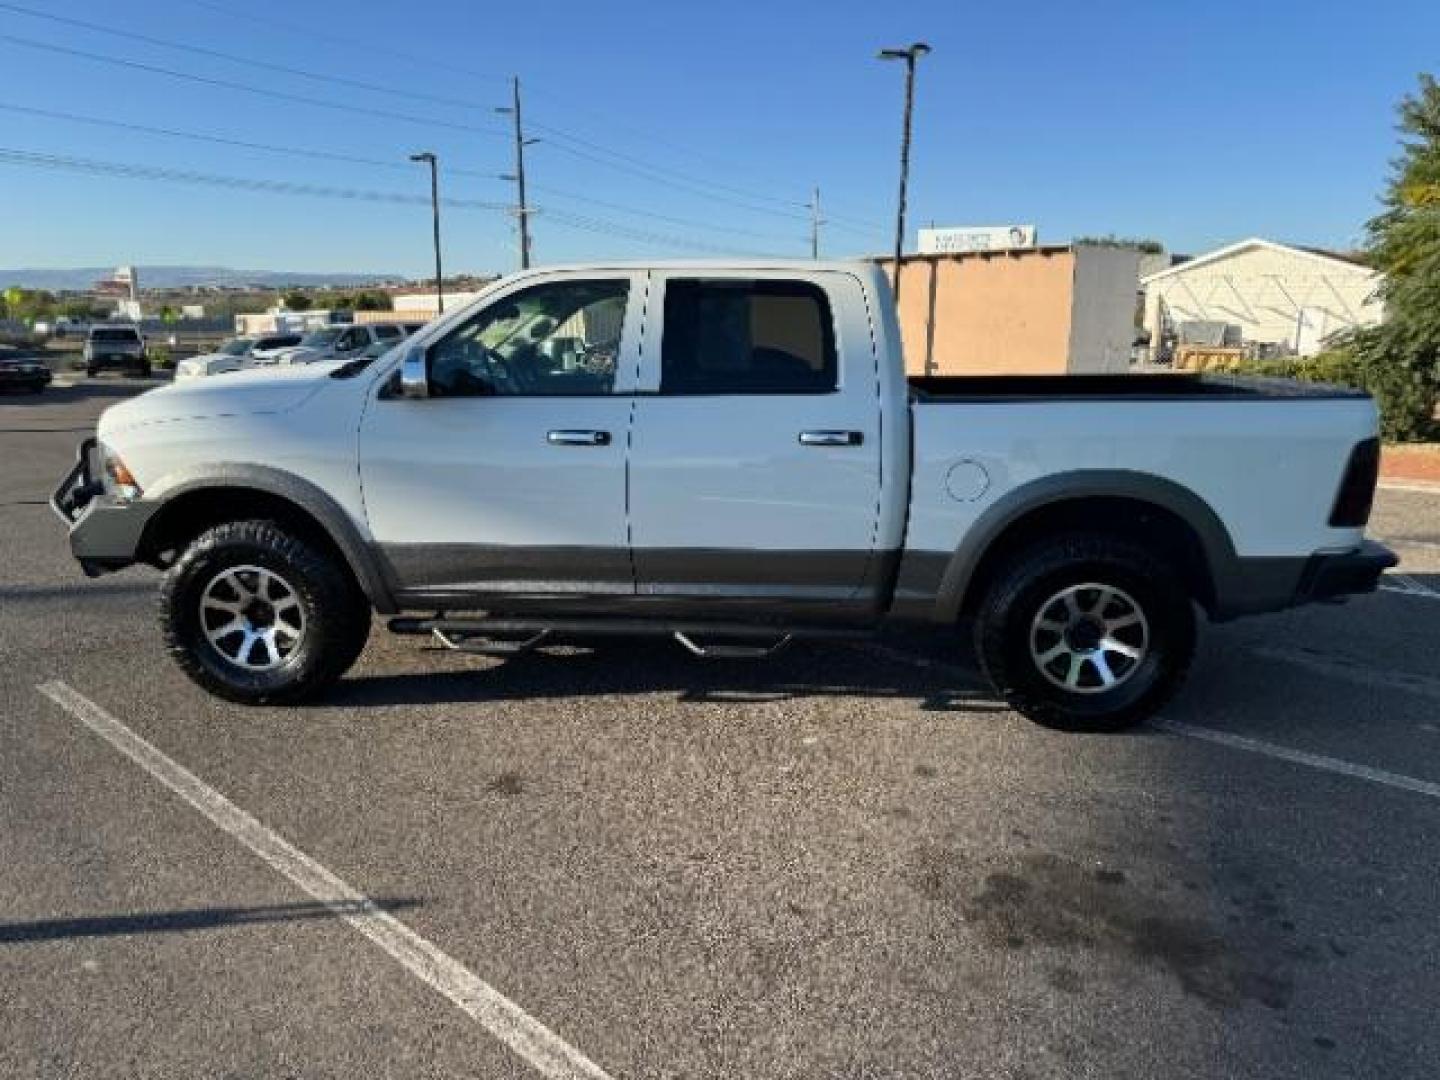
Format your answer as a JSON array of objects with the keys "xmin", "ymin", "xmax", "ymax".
[{"xmin": 0, "ymin": 0, "xmax": 1435, "ymax": 278}]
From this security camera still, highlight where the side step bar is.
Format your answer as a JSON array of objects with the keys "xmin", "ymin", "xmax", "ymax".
[{"xmin": 388, "ymin": 615, "xmax": 870, "ymax": 659}]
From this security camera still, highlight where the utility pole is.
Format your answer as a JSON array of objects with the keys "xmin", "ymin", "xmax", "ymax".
[
  {"xmin": 878, "ymin": 42, "xmax": 931, "ymax": 302},
  {"xmin": 809, "ymin": 186, "xmax": 823, "ymax": 260},
  {"xmin": 408, "ymin": 151, "xmax": 443, "ymax": 313},
  {"xmin": 496, "ymin": 76, "xmax": 535, "ymax": 269}
]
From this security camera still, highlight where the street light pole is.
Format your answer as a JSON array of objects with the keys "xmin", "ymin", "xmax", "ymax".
[
  {"xmin": 809, "ymin": 186, "xmax": 822, "ymax": 260},
  {"xmin": 878, "ymin": 42, "xmax": 930, "ymax": 302},
  {"xmin": 409, "ymin": 151, "xmax": 443, "ymax": 313}
]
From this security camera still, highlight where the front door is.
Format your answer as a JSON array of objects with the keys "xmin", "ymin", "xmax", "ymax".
[
  {"xmin": 627, "ymin": 272, "xmax": 884, "ymax": 614},
  {"xmin": 358, "ymin": 272, "xmax": 643, "ymax": 604}
]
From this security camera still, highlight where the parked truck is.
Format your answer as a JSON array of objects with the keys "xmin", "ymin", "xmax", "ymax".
[{"xmin": 52, "ymin": 261, "xmax": 1396, "ymax": 730}]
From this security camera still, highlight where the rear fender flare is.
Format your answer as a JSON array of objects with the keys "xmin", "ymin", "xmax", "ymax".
[{"xmin": 933, "ymin": 469, "xmax": 1239, "ymax": 622}]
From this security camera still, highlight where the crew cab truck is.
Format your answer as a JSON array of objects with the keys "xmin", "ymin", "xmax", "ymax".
[{"xmin": 52, "ymin": 261, "xmax": 1396, "ymax": 730}]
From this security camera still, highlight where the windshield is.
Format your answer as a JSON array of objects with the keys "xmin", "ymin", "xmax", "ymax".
[
  {"xmin": 299, "ymin": 328, "xmax": 342, "ymax": 347},
  {"xmin": 91, "ymin": 328, "xmax": 140, "ymax": 342},
  {"xmin": 218, "ymin": 338, "xmax": 255, "ymax": 356}
]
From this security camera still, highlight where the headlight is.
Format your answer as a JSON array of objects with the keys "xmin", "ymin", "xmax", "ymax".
[{"xmin": 100, "ymin": 445, "xmax": 143, "ymax": 502}]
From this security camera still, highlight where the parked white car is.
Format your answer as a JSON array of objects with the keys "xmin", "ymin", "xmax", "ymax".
[
  {"xmin": 53, "ymin": 260, "xmax": 1395, "ymax": 729},
  {"xmin": 269, "ymin": 323, "xmax": 408, "ymax": 365},
  {"xmin": 174, "ymin": 334, "xmax": 303, "ymax": 380}
]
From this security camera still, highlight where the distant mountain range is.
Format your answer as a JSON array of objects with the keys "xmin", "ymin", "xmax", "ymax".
[{"xmin": 0, "ymin": 265, "xmax": 405, "ymax": 291}]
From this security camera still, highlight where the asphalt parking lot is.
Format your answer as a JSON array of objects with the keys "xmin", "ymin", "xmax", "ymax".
[{"xmin": 3, "ymin": 382, "xmax": 1438, "ymax": 1080}]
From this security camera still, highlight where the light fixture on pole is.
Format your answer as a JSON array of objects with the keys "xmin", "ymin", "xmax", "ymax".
[
  {"xmin": 878, "ymin": 41, "xmax": 931, "ymax": 302},
  {"xmin": 409, "ymin": 151, "xmax": 444, "ymax": 313}
]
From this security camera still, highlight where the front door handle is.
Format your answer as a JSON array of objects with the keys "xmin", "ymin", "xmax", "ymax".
[
  {"xmin": 547, "ymin": 429, "xmax": 611, "ymax": 447},
  {"xmin": 798, "ymin": 430, "xmax": 863, "ymax": 447}
]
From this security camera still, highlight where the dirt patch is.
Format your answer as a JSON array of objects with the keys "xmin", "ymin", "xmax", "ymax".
[
  {"xmin": 1381, "ymin": 444, "xmax": 1440, "ymax": 485},
  {"xmin": 930, "ymin": 851, "xmax": 1316, "ymax": 1011}
]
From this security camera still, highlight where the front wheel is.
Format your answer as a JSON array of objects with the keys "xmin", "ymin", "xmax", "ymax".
[
  {"xmin": 973, "ymin": 533, "xmax": 1196, "ymax": 732},
  {"xmin": 160, "ymin": 519, "xmax": 371, "ymax": 704}
]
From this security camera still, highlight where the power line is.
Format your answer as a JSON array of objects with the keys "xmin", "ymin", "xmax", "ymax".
[
  {"xmin": 528, "ymin": 183, "xmax": 784, "ymax": 241},
  {"xmin": 0, "ymin": 1, "xmax": 489, "ymax": 112},
  {"xmin": 0, "ymin": 146, "xmax": 786, "ymax": 258},
  {"xmin": 530, "ymin": 122, "xmax": 805, "ymax": 214},
  {"xmin": 175, "ymin": 0, "xmax": 888, "ymax": 231},
  {"xmin": 184, "ymin": 0, "xmax": 509, "ymax": 86},
  {"xmin": 5, "ymin": 0, "xmax": 888, "ymax": 233},
  {"xmin": 0, "ymin": 102, "xmax": 495, "ymax": 179},
  {"xmin": 0, "ymin": 102, "xmax": 808, "ymax": 248},
  {"xmin": 0, "ymin": 147, "xmax": 509, "ymax": 210},
  {"xmin": 0, "ymin": 33, "xmax": 509, "ymax": 138},
  {"xmin": 540, "ymin": 208, "xmax": 788, "ymax": 259}
]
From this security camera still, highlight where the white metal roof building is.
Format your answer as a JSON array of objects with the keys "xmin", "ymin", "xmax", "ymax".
[{"xmin": 1141, "ymin": 238, "xmax": 1383, "ymax": 356}]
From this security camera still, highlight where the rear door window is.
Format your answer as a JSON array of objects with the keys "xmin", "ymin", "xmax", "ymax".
[{"xmin": 660, "ymin": 279, "xmax": 837, "ymax": 395}]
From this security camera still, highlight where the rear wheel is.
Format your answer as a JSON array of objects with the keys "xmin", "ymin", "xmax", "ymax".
[
  {"xmin": 973, "ymin": 533, "xmax": 1196, "ymax": 732},
  {"xmin": 160, "ymin": 519, "xmax": 371, "ymax": 704}
]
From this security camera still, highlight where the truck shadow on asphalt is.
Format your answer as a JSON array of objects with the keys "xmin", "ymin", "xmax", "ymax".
[
  {"xmin": 331, "ymin": 636, "xmax": 1011, "ymax": 715},
  {"xmin": 0, "ymin": 898, "xmax": 419, "ymax": 944}
]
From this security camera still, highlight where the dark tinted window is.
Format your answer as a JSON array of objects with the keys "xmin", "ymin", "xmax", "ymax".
[
  {"xmin": 257, "ymin": 334, "xmax": 300, "ymax": 349},
  {"xmin": 91, "ymin": 327, "xmax": 141, "ymax": 342},
  {"xmin": 374, "ymin": 325, "xmax": 402, "ymax": 339},
  {"xmin": 660, "ymin": 279, "xmax": 836, "ymax": 395}
]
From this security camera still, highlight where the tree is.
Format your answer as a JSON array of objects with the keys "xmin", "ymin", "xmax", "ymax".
[
  {"xmin": 353, "ymin": 290, "xmax": 392, "ymax": 311},
  {"xmin": 1357, "ymin": 72, "xmax": 1440, "ymax": 439},
  {"xmin": 282, "ymin": 291, "xmax": 312, "ymax": 312},
  {"xmin": 0, "ymin": 287, "xmax": 56, "ymax": 325},
  {"xmin": 60, "ymin": 299, "xmax": 99, "ymax": 321},
  {"xmin": 1073, "ymin": 235, "xmax": 1164, "ymax": 254}
]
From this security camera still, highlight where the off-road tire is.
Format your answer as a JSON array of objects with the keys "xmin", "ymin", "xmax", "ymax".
[
  {"xmin": 973, "ymin": 532, "xmax": 1196, "ymax": 732},
  {"xmin": 160, "ymin": 519, "xmax": 371, "ymax": 704}
]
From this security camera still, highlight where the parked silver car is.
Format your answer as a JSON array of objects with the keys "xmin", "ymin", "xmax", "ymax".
[
  {"xmin": 174, "ymin": 334, "xmax": 304, "ymax": 380},
  {"xmin": 271, "ymin": 323, "xmax": 408, "ymax": 365}
]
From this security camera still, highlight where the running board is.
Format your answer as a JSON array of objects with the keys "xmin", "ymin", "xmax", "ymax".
[
  {"xmin": 389, "ymin": 614, "xmax": 867, "ymax": 660},
  {"xmin": 672, "ymin": 631, "xmax": 792, "ymax": 659},
  {"xmin": 432, "ymin": 628, "xmax": 552, "ymax": 657}
]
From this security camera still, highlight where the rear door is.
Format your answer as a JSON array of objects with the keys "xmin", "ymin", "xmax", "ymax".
[
  {"xmin": 358, "ymin": 271, "xmax": 643, "ymax": 604},
  {"xmin": 627, "ymin": 270, "xmax": 884, "ymax": 613}
]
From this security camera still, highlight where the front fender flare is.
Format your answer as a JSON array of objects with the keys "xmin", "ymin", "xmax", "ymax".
[{"xmin": 144, "ymin": 464, "xmax": 397, "ymax": 614}]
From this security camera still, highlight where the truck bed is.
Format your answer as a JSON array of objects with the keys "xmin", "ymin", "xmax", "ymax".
[{"xmin": 908, "ymin": 373, "xmax": 1367, "ymax": 402}]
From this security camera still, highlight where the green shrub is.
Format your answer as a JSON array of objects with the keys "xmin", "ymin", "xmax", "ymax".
[{"xmin": 1232, "ymin": 336, "xmax": 1438, "ymax": 442}]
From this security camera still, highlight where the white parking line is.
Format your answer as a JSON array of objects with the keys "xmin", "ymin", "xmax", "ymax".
[
  {"xmin": 856, "ymin": 642, "xmax": 1440, "ymax": 798},
  {"xmin": 1381, "ymin": 574, "xmax": 1440, "ymax": 603},
  {"xmin": 36, "ymin": 680, "xmax": 614, "ymax": 1080},
  {"xmin": 1153, "ymin": 719, "xmax": 1440, "ymax": 800}
]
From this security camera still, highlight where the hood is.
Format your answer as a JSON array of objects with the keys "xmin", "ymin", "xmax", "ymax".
[{"xmin": 98, "ymin": 364, "xmax": 332, "ymax": 435}]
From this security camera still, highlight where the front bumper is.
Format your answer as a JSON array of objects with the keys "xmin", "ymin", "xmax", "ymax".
[
  {"xmin": 1295, "ymin": 540, "xmax": 1398, "ymax": 604},
  {"xmin": 86, "ymin": 353, "xmax": 146, "ymax": 369},
  {"xmin": 51, "ymin": 439, "xmax": 157, "ymax": 576}
]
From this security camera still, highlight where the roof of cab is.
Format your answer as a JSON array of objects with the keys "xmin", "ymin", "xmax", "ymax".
[{"xmin": 505, "ymin": 258, "xmax": 878, "ymax": 275}]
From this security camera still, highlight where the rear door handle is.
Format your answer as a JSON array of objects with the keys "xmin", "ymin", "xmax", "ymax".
[
  {"xmin": 547, "ymin": 429, "xmax": 611, "ymax": 446},
  {"xmin": 798, "ymin": 430, "xmax": 863, "ymax": 447}
]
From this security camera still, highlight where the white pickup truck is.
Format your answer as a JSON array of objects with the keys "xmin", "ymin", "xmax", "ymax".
[{"xmin": 52, "ymin": 260, "xmax": 1396, "ymax": 730}]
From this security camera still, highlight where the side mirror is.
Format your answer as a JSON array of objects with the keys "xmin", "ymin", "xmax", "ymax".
[{"xmin": 400, "ymin": 345, "xmax": 429, "ymax": 398}]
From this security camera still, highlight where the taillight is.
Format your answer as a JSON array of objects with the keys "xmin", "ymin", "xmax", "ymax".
[{"xmin": 1329, "ymin": 437, "xmax": 1380, "ymax": 527}]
